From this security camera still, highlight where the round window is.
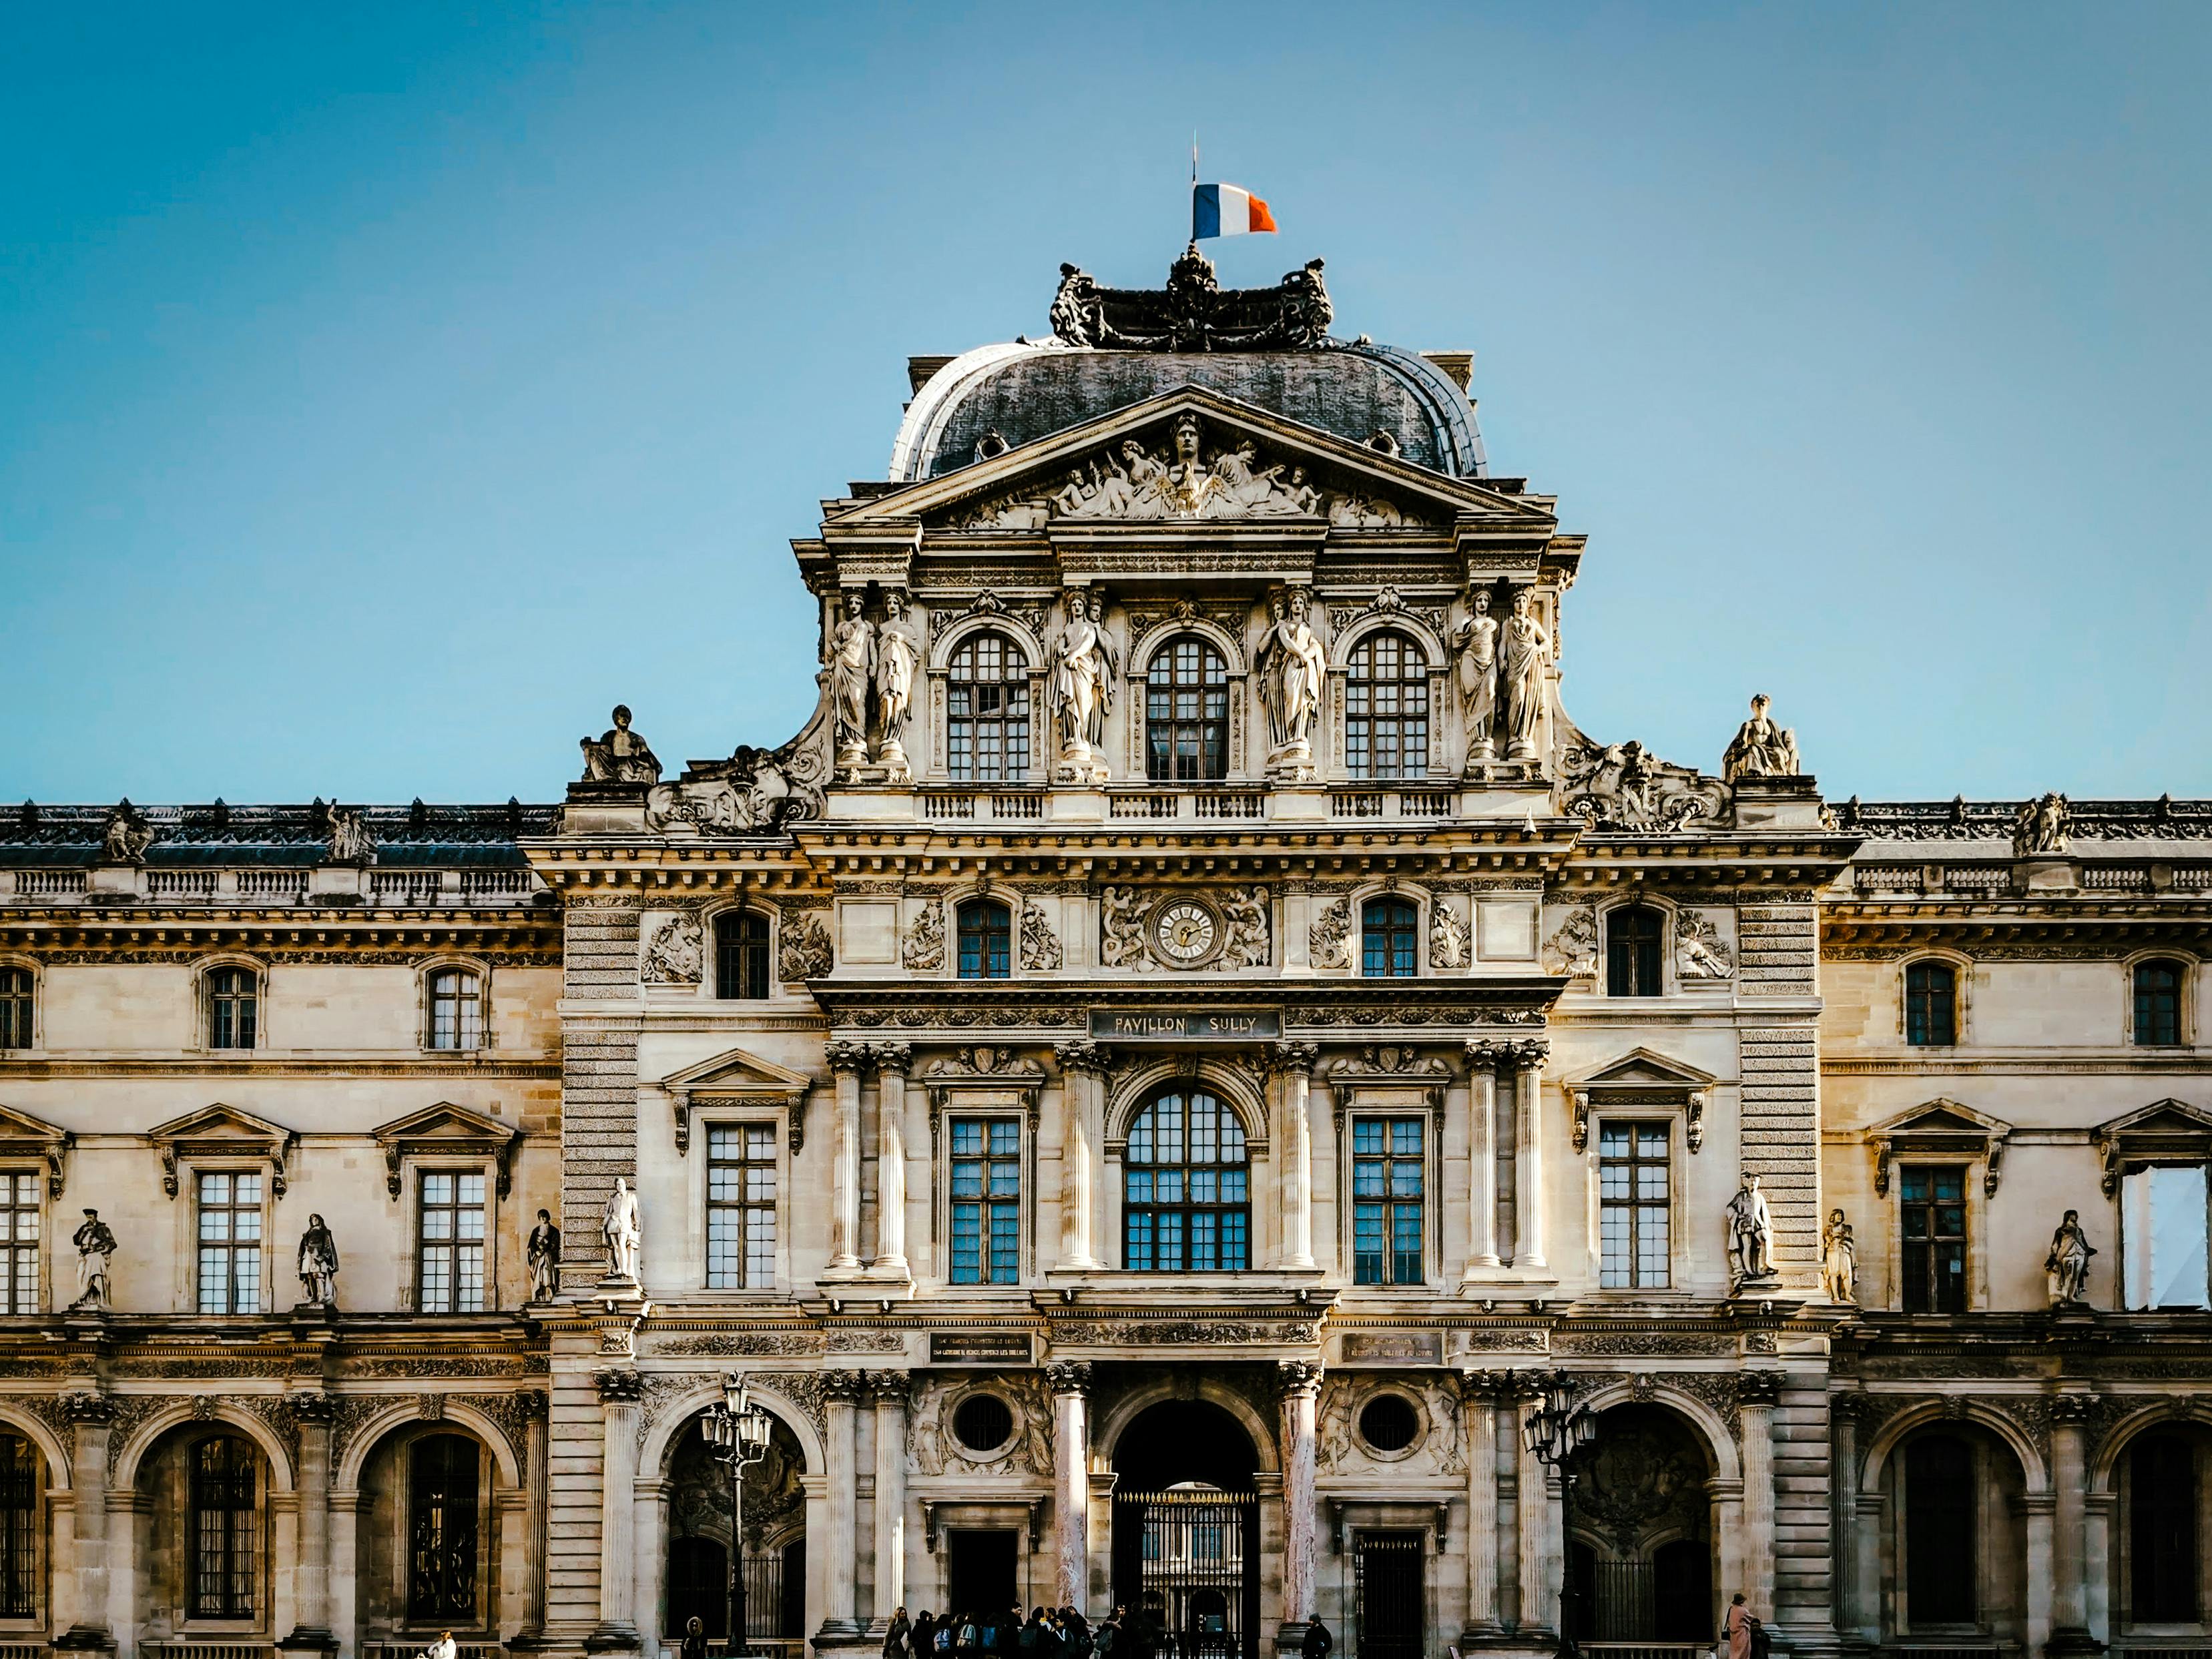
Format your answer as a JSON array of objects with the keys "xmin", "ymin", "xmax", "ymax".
[
  {"xmin": 951, "ymin": 1393, "xmax": 1014, "ymax": 1453},
  {"xmin": 1358, "ymin": 1394, "xmax": 1420, "ymax": 1453}
]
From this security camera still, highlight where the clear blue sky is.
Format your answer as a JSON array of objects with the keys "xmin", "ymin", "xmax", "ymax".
[{"xmin": 6, "ymin": 1, "xmax": 2209, "ymax": 805}]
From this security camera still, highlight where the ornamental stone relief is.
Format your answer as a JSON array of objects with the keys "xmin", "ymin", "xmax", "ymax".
[
  {"xmin": 1543, "ymin": 906, "xmax": 1599, "ymax": 980},
  {"xmin": 640, "ymin": 913, "xmax": 704, "ymax": 986},
  {"xmin": 777, "ymin": 907, "xmax": 833, "ymax": 982},
  {"xmin": 1674, "ymin": 911, "xmax": 1734, "ymax": 981},
  {"xmin": 1101, "ymin": 885, "xmax": 1270, "ymax": 972},
  {"xmin": 901, "ymin": 902, "xmax": 945, "ymax": 971},
  {"xmin": 1560, "ymin": 739, "xmax": 1728, "ymax": 834},
  {"xmin": 1310, "ymin": 898, "xmax": 1354, "ymax": 970},
  {"xmin": 644, "ymin": 733, "xmax": 827, "ymax": 837},
  {"xmin": 1314, "ymin": 1374, "xmax": 1466, "ymax": 1477},
  {"xmin": 1429, "ymin": 901, "xmax": 1470, "ymax": 970},
  {"xmin": 906, "ymin": 1372, "xmax": 1055, "ymax": 1477},
  {"xmin": 1019, "ymin": 899, "xmax": 1063, "ymax": 972}
]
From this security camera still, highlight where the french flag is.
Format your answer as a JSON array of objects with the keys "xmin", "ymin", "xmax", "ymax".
[{"xmin": 1193, "ymin": 182, "xmax": 1277, "ymax": 240}]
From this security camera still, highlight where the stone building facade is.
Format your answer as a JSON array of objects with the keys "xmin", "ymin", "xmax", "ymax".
[{"xmin": 1, "ymin": 250, "xmax": 2208, "ymax": 1659}]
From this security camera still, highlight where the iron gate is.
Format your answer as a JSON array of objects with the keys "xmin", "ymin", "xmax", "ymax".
[
  {"xmin": 1352, "ymin": 1532, "xmax": 1424, "ymax": 1659},
  {"xmin": 1112, "ymin": 1488, "xmax": 1261, "ymax": 1659}
]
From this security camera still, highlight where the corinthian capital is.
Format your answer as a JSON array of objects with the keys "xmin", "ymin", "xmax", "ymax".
[
  {"xmin": 1272, "ymin": 1040, "xmax": 1319, "ymax": 1076},
  {"xmin": 1053, "ymin": 1040, "xmax": 1109, "ymax": 1076},
  {"xmin": 1275, "ymin": 1359, "xmax": 1324, "ymax": 1400},
  {"xmin": 871, "ymin": 1042, "xmax": 913, "ymax": 1075},
  {"xmin": 1510, "ymin": 1037, "xmax": 1551, "ymax": 1067},
  {"xmin": 1045, "ymin": 1361, "xmax": 1093, "ymax": 1397},
  {"xmin": 826, "ymin": 1041, "xmax": 871, "ymax": 1076},
  {"xmin": 820, "ymin": 1369, "xmax": 869, "ymax": 1405}
]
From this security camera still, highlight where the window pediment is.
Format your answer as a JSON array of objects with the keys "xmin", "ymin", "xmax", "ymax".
[
  {"xmin": 1868, "ymin": 1098, "xmax": 2014, "ymax": 1196},
  {"xmin": 147, "ymin": 1102, "xmax": 296, "ymax": 1199},
  {"xmin": 370, "ymin": 1100, "xmax": 519, "ymax": 1199},
  {"xmin": 1563, "ymin": 1048, "xmax": 1718, "ymax": 1154},
  {"xmin": 0, "ymin": 1102, "xmax": 71, "ymax": 1197},
  {"xmin": 2094, "ymin": 1098, "xmax": 2212, "ymax": 1193},
  {"xmin": 659, "ymin": 1044, "xmax": 811, "ymax": 1155}
]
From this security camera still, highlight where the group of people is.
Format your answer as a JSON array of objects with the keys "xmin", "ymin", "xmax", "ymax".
[{"xmin": 880, "ymin": 1605, "xmax": 1117, "ymax": 1659}]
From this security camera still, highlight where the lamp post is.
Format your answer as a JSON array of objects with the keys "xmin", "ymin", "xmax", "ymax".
[
  {"xmin": 702, "ymin": 1373, "xmax": 776, "ymax": 1658},
  {"xmin": 1523, "ymin": 1372, "xmax": 1598, "ymax": 1659}
]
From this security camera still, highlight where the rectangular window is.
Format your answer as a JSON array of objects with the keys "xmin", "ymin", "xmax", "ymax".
[
  {"xmin": 706, "ymin": 1124, "xmax": 778, "ymax": 1289},
  {"xmin": 429, "ymin": 969, "xmax": 483, "ymax": 1051},
  {"xmin": 949, "ymin": 1118, "xmax": 1021, "ymax": 1285},
  {"xmin": 1352, "ymin": 1117, "xmax": 1425, "ymax": 1285},
  {"xmin": 418, "ymin": 1171, "xmax": 487, "ymax": 1313},
  {"xmin": 1599, "ymin": 1122, "xmax": 1671, "ymax": 1289},
  {"xmin": 1, "ymin": 1174, "xmax": 37, "ymax": 1315},
  {"xmin": 196, "ymin": 1171, "xmax": 263, "ymax": 1314},
  {"xmin": 207, "ymin": 969, "xmax": 257, "ymax": 1050},
  {"xmin": 2121, "ymin": 1163, "xmax": 2211, "ymax": 1309},
  {"xmin": 0, "ymin": 1433, "xmax": 35, "ymax": 1618},
  {"xmin": 1900, "ymin": 1165, "xmax": 1968, "ymax": 1314}
]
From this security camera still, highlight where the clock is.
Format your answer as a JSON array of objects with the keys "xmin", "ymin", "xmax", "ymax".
[{"xmin": 1151, "ymin": 898, "xmax": 1223, "ymax": 968}]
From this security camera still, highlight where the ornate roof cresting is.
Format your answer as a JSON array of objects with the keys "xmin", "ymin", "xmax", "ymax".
[{"xmin": 1049, "ymin": 244, "xmax": 1333, "ymax": 352}]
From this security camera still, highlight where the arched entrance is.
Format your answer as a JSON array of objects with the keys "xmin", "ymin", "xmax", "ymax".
[
  {"xmin": 663, "ymin": 1408, "xmax": 808, "ymax": 1648},
  {"xmin": 1565, "ymin": 1405, "xmax": 1716, "ymax": 1646},
  {"xmin": 1111, "ymin": 1400, "xmax": 1261, "ymax": 1659}
]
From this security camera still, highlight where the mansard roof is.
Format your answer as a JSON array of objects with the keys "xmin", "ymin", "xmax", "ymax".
[{"xmin": 0, "ymin": 799, "xmax": 555, "ymax": 868}]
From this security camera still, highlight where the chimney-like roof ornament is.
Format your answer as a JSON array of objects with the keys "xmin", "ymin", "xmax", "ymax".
[{"xmin": 1049, "ymin": 243, "xmax": 1333, "ymax": 352}]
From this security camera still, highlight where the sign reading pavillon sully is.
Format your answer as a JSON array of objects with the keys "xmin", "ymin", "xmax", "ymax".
[{"xmin": 1, "ymin": 242, "xmax": 2207, "ymax": 1659}]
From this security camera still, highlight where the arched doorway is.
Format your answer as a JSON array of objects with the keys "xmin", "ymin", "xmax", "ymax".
[
  {"xmin": 1871, "ymin": 1420, "xmax": 2029, "ymax": 1644},
  {"xmin": 131, "ymin": 1422, "xmax": 279, "ymax": 1641},
  {"xmin": 1111, "ymin": 1400, "xmax": 1261, "ymax": 1659},
  {"xmin": 664, "ymin": 1408, "xmax": 808, "ymax": 1647},
  {"xmin": 352, "ymin": 1420, "xmax": 507, "ymax": 1644},
  {"xmin": 1565, "ymin": 1405, "xmax": 1715, "ymax": 1645}
]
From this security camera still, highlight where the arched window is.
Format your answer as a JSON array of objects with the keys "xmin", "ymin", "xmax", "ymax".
[
  {"xmin": 1345, "ymin": 631, "xmax": 1429, "ymax": 780},
  {"xmin": 957, "ymin": 900, "xmax": 1011, "ymax": 980},
  {"xmin": 1146, "ymin": 637, "xmax": 1229, "ymax": 781},
  {"xmin": 0, "ymin": 968, "xmax": 29, "ymax": 1050},
  {"xmin": 1361, "ymin": 898, "xmax": 1418, "ymax": 978},
  {"xmin": 1123, "ymin": 1088, "xmax": 1249, "ymax": 1271},
  {"xmin": 715, "ymin": 911, "xmax": 772, "ymax": 1000},
  {"xmin": 189, "ymin": 1435, "xmax": 260, "ymax": 1619},
  {"xmin": 1606, "ymin": 906, "xmax": 1663, "ymax": 997},
  {"xmin": 2127, "ymin": 1431, "xmax": 2201, "ymax": 1624},
  {"xmin": 666, "ymin": 1535, "xmax": 729, "ymax": 1640},
  {"xmin": 1905, "ymin": 961, "xmax": 1957, "ymax": 1046},
  {"xmin": 1903, "ymin": 1435, "xmax": 1976, "ymax": 1626},
  {"xmin": 2135, "ymin": 959, "xmax": 2185, "ymax": 1047},
  {"xmin": 408, "ymin": 1433, "xmax": 481, "ymax": 1622},
  {"xmin": 948, "ymin": 631, "xmax": 1031, "ymax": 781},
  {"xmin": 427, "ymin": 967, "xmax": 483, "ymax": 1052},
  {"xmin": 206, "ymin": 966, "xmax": 258, "ymax": 1050},
  {"xmin": 0, "ymin": 1434, "xmax": 36, "ymax": 1619}
]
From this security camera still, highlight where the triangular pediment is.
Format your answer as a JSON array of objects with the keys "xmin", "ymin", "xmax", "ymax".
[
  {"xmin": 1568, "ymin": 1047, "xmax": 1719, "ymax": 1090},
  {"xmin": 148, "ymin": 1102, "xmax": 294, "ymax": 1147},
  {"xmin": 2095, "ymin": 1098, "xmax": 2212, "ymax": 1141},
  {"xmin": 659, "ymin": 1045, "xmax": 812, "ymax": 1097},
  {"xmin": 371, "ymin": 1100, "xmax": 515, "ymax": 1146},
  {"xmin": 0, "ymin": 1103, "xmax": 68, "ymax": 1146},
  {"xmin": 1870, "ymin": 1098, "xmax": 2012, "ymax": 1141},
  {"xmin": 0, "ymin": 1104, "xmax": 71, "ymax": 1199},
  {"xmin": 2093, "ymin": 1099, "xmax": 2212, "ymax": 1193},
  {"xmin": 834, "ymin": 386, "xmax": 1551, "ymax": 533}
]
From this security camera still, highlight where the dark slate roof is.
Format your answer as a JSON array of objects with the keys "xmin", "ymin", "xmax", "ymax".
[{"xmin": 0, "ymin": 802, "xmax": 557, "ymax": 868}]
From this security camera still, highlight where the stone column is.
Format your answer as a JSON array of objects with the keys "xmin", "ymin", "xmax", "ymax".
[
  {"xmin": 1458, "ymin": 1372, "xmax": 1502, "ymax": 1637},
  {"xmin": 1831, "ymin": 1395, "xmax": 1862, "ymax": 1641},
  {"xmin": 591, "ymin": 1369, "xmax": 646, "ymax": 1651},
  {"xmin": 1275, "ymin": 1361, "xmax": 1324, "ymax": 1650},
  {"xmin": 1511, "ymin": 1040, "xmax": 1550, "ymax": 1270},
  {"xmin": 1515, "ymin": 1379, "xmax": 1551, "ymax": 1636},
  {"xmin": 280, "ymin": 1395, "xmax": 338, "ymax": 1652},
  {"xmin": 870, "ymin": 1045, "xmax": 912, "ymax": 1279},
  {"xmin": 818, "ymin": 1371, "xmax": 866, "ymax": 1642},
  {"xmin": 518, "ymin": 1391, "xmax": 551, "ymax": 1640},
  {"xmin": 1739, "ymin": 1372, "xmax": 1779, "ymax": 1622},
  {"xmin": 826, "ymin": 1044, "xmax": 868, "ymax": 1275},
  {"xmin": 2048, "ymin": 1395, "xmax": 2100, "ymax": 1655},
  {"xmin": 56, "ymin": 1391, "xmax": 113, "ymax": 1652},
  {"xmin": 873, "ymin": 1373, "xmax": 911, "ymax": 1632},
  {"xmin": 1462, "ymin": 1042, "xmax": 1503, "ymax": 1275},
  {"xmin": 1047, "ymin": 1363, "xmax": 1092, "ymax": 1612},
  {"xmin": 1276, "ymin": 1043, "xmax": 1318, "ymax": 1271},
  {"xmin": 1053, "ymin": 1043, "xmax": 1107, "ymax": 1271}
]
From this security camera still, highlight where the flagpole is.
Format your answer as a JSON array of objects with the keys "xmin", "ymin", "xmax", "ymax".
[{"xmin": 1189, "ymin": 132, "xmax": 1198, "ymax": 243}]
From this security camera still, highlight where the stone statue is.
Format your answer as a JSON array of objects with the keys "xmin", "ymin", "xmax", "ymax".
[
  {"xmin": 1500, "ymin": 590, "xmax": 1552, "ymax": 762},
  {"xmin": 602, "ymin": 1178, "xmax": 641, "ymax": 1282},
  {"xmin": 2014, "ymin": 792, "xmax": 2070, "ymax": 858},
  {"xmin": 1160, "ymin": 412, "xmax": 1222, "ymax": 517},
  {"xmin": 326, "ymin": 806, "xmax": 375, "ymax": 866},
  {"xmin": 1725, "ymin": 1174, "xmax": 1776, "ymax": 1287},
  {"xmin": 2044, "ymin": 1209, "xmax": 2097, "ymax": 1305},
  {"xmin": 579, "ymin": 706, "xmax": 662, "ymax": 785},
  {"xmin": 1047, "ymin": 589, "xmax": 1114, "ymax": 781},
  {"xmin": 1256, "ymin": 588, "xmax": 1327, "ymax": 770},
  {"xmin": 1454, "ymin": 588, "xmax": 1500, "ymax": 765},
  {"xmin": 69, "ymin": 1209, "xmax": 117, "ymax": 1312},
  {"xmin": 528, "ymin": 1209, "xmax": 562, "ymax": 1302},
  {"xmin": 1721, "ymin": 694, "xmax": 1804, "ymax": 782},
  {"xmin": 874, "ymin": 591, "xmax": 922, "ymax": 776},
  {"xmin": 828, "ymin": 591, "xmax": 876, "ymax": 771},
  {"xmin": 101, "ymin": 800, "xmax": 152, "ymax": 864},
  {"xmin": 297, "ymin": 1213, "xmax": 340, "ymax": 1307},
  {"xmin": 1820, "ymin": 1209, "xmax": 1856, "ymax": 1303},
  {"xmin": 1674, "ymin": 910, "xmax": 1734, "ymax": 980}
]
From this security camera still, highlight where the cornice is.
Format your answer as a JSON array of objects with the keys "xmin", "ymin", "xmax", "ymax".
[{"xmin": 0, "ymin": 1055, "xmax": 559, "ymax": 1081}]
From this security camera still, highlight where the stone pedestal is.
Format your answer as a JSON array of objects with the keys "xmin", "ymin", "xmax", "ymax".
[
  {"xmin": 2020, "ymin": 856, "xmax": 2081, "ymax": 896},
  {"xmin": 1265, "ymin": 785, "xmax": 1329, "ymax": 823},
  {"xmin": 1731, "ymin": 776, "xmax": 1826, "ymax": 831}
]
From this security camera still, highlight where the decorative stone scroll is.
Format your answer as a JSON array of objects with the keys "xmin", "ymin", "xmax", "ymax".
[
  {"xmin": 1560, "ymin": 739, "xmax": 1728, "ymax": 834},
  {"xmin": 645, "ymin": 734, "xmax": 826, "ymax": 837},
  {"xmin": 1049, "ymin": 244, "xmax": 1334, "ymax": 351}
]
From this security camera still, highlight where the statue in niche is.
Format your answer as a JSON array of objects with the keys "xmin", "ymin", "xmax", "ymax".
[
  {"xmin": 68, "ymin": 1209, "xmax": 117, "ymax": 1312},
  {"xmin": 1721, "ymin": 693, "xmax": 1803, "ymax": 782},
  {"xmin": 1454, "ymin": 587, "xmax": 1500, "ymax": 765},
  {"xmin": 602, "ymin": 1177, "xmax": 642, "ymax": 1283},
  {"xmin": 297, "ymin": 1214, "xmax": 340, "ymax": 1307},
  {"xmin": 1047, "ymin": 588, "xmax": 1115, "ymax": 781},
  {"xmin": 1500, "ymin": 590, "xmax": 1552, "ymax": 762},
  {"xmin": 2044, "ymin": 1209, "xmax": 2096, "ymax": 1305},
  {"xmin": 828, "ymin": 593, "xmax": 876, "ymax": 771},
  {"xmin": 528, "ymin": 1208, "xmax": 562, "ymax": 1302},
  {"xmin": 2013, "ymin": 791, "xmax": 2070, "ymax": 859},
  {"xmin": 1820, "ymin": 1209, "xmax": 1856, "ymax": 1303},
  {"xmin": 1257, "ymin": 588, "xmax": 1327, "ymax": 771},
  {"xmin": 1724, "ymin": 1173, "xmax": 1776, "ymax": 1288},
  {"xmin": 101, "ymin": 800, "xmax": 152, "ymax": 864},
  {"xmin": 875, "ymin": 590, "xmax": 922, "ymax": 778},
  {"xmin": 579, "ymin": 705, "xmax": 662, "ymax": 785}
]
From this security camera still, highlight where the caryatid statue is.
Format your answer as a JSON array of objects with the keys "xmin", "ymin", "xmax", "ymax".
[
  {"xmin": 69, "ymin": 1209, "xmax": 117, "ymax": 1313},
  {"xmin": 874, "ymin": 590, "xmax": 922, "ymax": 779},
  {"xmin": 1725, "ymin": 1173, "xmax": 1776, "ymax": 1287},
  {"xmin": 602, "ymin": 1176, "xmax": 642, "ymax": 1283},
  {"xmin": 828, "ymin": 591, "xmax": 876, "ymax": 771},
  {"xmin": 1257, "ymin": 587, "xmax": 1327, "ymax": 772},
  {"xmin": 1454, "ymin": 587, "xmax": 1500, "ymax": 765},
  {"xmin": 1500, "ymin": 589, "xmax": 1552, "ymax": 763},
  {"xmin": 297, "ymin": 1213, "xmax": 340, "ymax": 1307},
  {"xmin": 2045, "ymin": 1209, "xmax": 2097, "ymax": 1305},
  {"xmin": 1047, "ymin": 587, "xmax": 1114, "ymax": 781}
]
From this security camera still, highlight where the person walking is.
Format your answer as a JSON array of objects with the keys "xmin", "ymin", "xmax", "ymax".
[
  {"xmin": 1723, "ymin": 1594, "xmax": 1764, "ymax": 1659},
  {"xmin": 885, "ymin": 1608, "xmax": 911, "ymax": 1659}
]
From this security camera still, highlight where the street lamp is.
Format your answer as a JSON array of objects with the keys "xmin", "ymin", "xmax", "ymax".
[
  {"xmin": 702, "ymin": 1373, "xmax": 776, "ymax": 1658},
  {"xmin": 1523, "ymin": 1373, "xmax": 1598, "ymax": 1659}
]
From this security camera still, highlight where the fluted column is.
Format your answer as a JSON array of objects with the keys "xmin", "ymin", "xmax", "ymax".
[
  {"xmin": 1048, "ymin": 1363, "xmax": 1093, "ymax": 1612},
  {"xmin": 1515, "ymin": 1379, "xmax": 1551, "ymax": 1635},
  {"xmin": 280, "ymin": 1395, "xmax": 337, "ymax": 1651},
  {"xmin": 1512, "ymin": 1040, "xmax": 1550, "ymax": 1269},
  {"xmin": 57, "ymin": 1391, "xmax": 113, "ymax": 1652},
  {"xmin": 1053, "ymin": 1043, "xmax": 1107, "ymax": 1271},
  {"xmin": 818, "ymin": 1371, "xmax": 865, "ymax": 1640},
  {"xmin": 873, "ymin": 1374, "xmax": 911, "ymax": 1630},
  {"xmin": 826, "ymin": 1044, "xmax": 868, "ymax": 1275},
  {"xmin": 870, "ymin": 1045, "xmax": 912, "ymax": 1278},
  {"xmin": 1831, "ymin": 1395, "xmax": 1864, "ymax": 1640},
  {"xmin": 1462, "ymin": 1041, "xmax": 1503, "ymax": 1275},
  {"xmin": 593, "ymin": 1369, "xmax": 646, "ymax": 1649},
  {"xmin": 1459, "ymin": 1371, "xmax": 1502, "ymax": 1636},
  {"xmin": 1739, "ymin": 1371, "xmax": 1779, "ymax": 1622},
  {"xmin": 517, "ymin": 1391, "xmax": 550, "ymax": 1641},
  {"xmin": 1276, "ymin": 1042, "xmax": 1318, "ymax": 1270},
  {"xmin": 1276, "ymin": 1361, "xmax": 1324, "ymax": 1648},
  {"xmin": 2048, "ymin": 1394, "xmax": 2100, "ymax": 1654}
]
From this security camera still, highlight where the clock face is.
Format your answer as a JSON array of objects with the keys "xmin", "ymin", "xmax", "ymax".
[{"xmin": 1152, "ymin": 899, "xmax": 1221, "ymax": 967}]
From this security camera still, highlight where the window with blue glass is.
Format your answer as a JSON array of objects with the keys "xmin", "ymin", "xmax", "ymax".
[
  {"xmin": 1123, "ymin": 1088, "xmax": 1249, "ymax": 1271},
  {"xmin": 2135, "ymin": 959, "xmax": 2185, "ymax": 1047},
  {"xmin": 956, "ymin": 900, "xmax": 1012, "ymax": 980},
  {"xmin": 949, "ymin": 1118, "xmax": 1021, "ymax": 1284},
  {"xmin": 1598, "ymin": 1122, "xmax": 1671, "ymax": 1288},
  {"xmin": 1361, "ymin": 898, "xmax": 1418, "ymax": 978},
  {"xmin": 1352, "ymin": 1117, "xmax": 1425, "ymax": 1285}
]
